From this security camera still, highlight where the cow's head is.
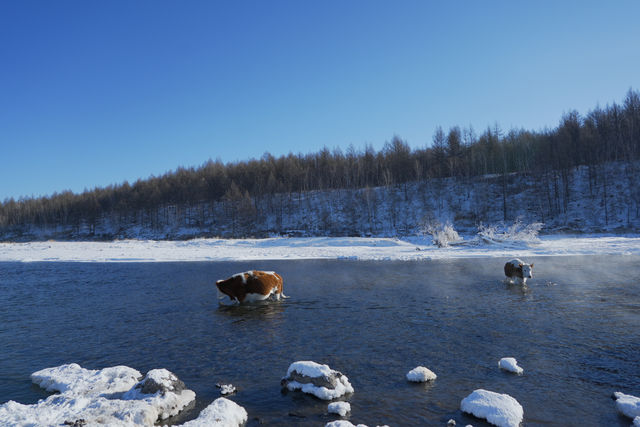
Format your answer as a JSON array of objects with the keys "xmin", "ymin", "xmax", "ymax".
[
  {"xmin": 216, "ymin": 277, "xmax": 240, "ymax": 301},
  {"xmin": 519, "ymin": 263, "xmax": 534, "ymax": 279}
]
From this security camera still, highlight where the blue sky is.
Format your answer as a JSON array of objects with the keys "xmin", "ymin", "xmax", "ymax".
[{"xmin": 1, "ymin": 1, "xmax": 639, "ymax": 200}]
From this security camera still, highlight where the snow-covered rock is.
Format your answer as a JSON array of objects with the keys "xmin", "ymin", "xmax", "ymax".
[
  {"xmin": 180, "ymin": 397, "xmax": 247, "ymax": 426},
  {"xmin": 328, "ymin": 401, "xmax": 351, "ymax": 416},
  {"xmin": 31, "ymin": 363, "xmax": 141, "ymax": 395},
  {"xmin": 124, "ymin": 368, "xmax": 185, "ymax": 396},
  {"xmin": 498, "ymin": 357, "xmax": 523, "ymax": 375},
  {"xmin": 614, "ymin": 392, "xmax": 640, "ymax": 420},
  {"xmin": 406, "ymin": 366, "xmax": 437, "ymax": 382},
  {"xmin": 121, "ymin": 369, "xmax": 195, "ymax": 420},
  {"xmin": 0, "ymin": 364, "xmax": 199, "ymax": 426},
  {"xmin": 282, "ymin": 361, "xmax": 354, "ymax": 400},
  {"xmin": 460, "ymin": 389, "xmax": 523, "ymax": 427}
]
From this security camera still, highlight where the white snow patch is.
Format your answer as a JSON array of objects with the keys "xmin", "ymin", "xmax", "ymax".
[
  {"xmin": 121, "ymin": 369, "xmax": 195, "ymax": 420},
  {"xmin": 1, "ymin": 235, "xmax": 639, "ymax": 262},
  {"xmin": 141, "ymin": 368, "xmax": 178, "ymax": 391},
  {"xmin": 498, "ymin": 358, "xmax": 523, "ymax": 375},
  {"xmin": 614, "ymin": 392, "xmax": 640, "ymax": 419},
  {"xmin": 180, "ymin": 397, "xmax": 247, "ymax": 426},
  {"xmin": 30, "ymin": 363, "xmax": 141, "ymax": 395},
  {"xmin": 328, "ymin": 401, "xmax": 351, "ymax": 416},
  {"xmin": 460, "ymin": 389, "xmax": 523, "ymax": 427},
  {"xmin": 0, "ymin": 364, "xmax": 201, "ymax": 427},
  {"xmin": 286, "ymin": 361, "xmax": 334, "ymax": 379},
  {"xmin": 406, "ymin": 366, "xmax": 437, "ymax": 382}
]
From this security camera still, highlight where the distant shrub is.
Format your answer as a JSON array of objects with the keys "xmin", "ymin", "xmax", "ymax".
[
  {"xmin": 422, "ymin": 220, "xmax": 462, "ymax": 247},
  {"xmin": 476, "ymin": 219, "xmax": 544, "ymax": 244}
]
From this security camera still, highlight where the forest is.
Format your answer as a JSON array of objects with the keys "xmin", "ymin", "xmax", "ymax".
[{"xmin": 1, "ymin": 89, "xmax": 639, "ymax": 240}]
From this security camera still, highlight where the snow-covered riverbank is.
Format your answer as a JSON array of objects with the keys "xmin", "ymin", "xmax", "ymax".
[{"xmin": 0, "ymin": 234, "xmax": 638, "ymax": 263}]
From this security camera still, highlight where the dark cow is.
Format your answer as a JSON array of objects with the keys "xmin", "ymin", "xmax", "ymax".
[{"xmin": 216, "ymin": 270, "xmax": 287, "ymax": 303}]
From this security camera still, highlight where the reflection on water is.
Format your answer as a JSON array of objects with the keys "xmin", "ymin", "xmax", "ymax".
[{"xmin": 0, "ymin": 256, "xmax": 639, "ymax": 426}]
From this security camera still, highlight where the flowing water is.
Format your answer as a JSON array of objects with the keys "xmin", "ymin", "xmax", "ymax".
[{"xmin": 1, "ymin": 256, "xmax": 639, "ymax": 426}]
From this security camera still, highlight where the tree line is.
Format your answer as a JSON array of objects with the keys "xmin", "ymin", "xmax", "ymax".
[{"xmin": 1, "ymin": 89, "xmax": 639, "ymax": 233}]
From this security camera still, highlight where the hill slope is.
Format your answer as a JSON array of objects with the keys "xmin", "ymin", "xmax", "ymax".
[{"xmin": 2, "ymin": 161, "xmax": 638, "ymax": 241}]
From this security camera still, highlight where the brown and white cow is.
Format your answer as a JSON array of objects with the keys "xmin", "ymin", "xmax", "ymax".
[
  {"xmin": 215, "ymin": 270, "xmax": 287, "ymax": 303},
  {"xmin": 504, "ymin": 258, "xmax": 534, "ymax": 285}
]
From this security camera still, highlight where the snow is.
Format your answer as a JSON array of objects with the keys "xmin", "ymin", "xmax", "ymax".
[
  {"xmin": 216, "ymin": 383, "xmax": 237, "ymax": 395},
  {"xmin": 328, "ymin": 401, "xmax": 351, "ymax": 416},
  {"xmin": 180, "ymin": 397, "xmax": 247, "ymax": 427},
  {"xmin": 283, "ymin": 361, "xmax": 354, "ymax": 400},
  {"xmin": 30, "ymin": 363, "xmax": 141, "ymax": 395},
  {"xmin": 498, "ymin": 358, "xmax": 523, "ymax": 375},
  {"xmin": 284, "ymin": 378, "xmax": 354, "ymax": 401},
  {"xmin": 286, "ymin": 361, "xmax": 334, "ymax": 379},
  {"xmin": 460, "ymin": 389, "xmax": 523, "ymax": 427},
  {"xmin": 1, "ymin": 234, "xmax": 639, "ymax": 262},
  {"xmin": 325, "ymin": 421, "xmax": 363, "ymax": 427},
  {"xmin": 0, "ymin": 364, "xmax": 246, "ymax": 427},
  {"xmin": 325, "ymin": 422, "xmax": 388, "ymax": 427},
  {"xmin": 406, "ymin": 366, "xmax": 437, "ymax": 382},
  {"xmin": 614, "ymin": 392, "xmax": 640, "ymax": 420},
  {"xmin": 137, "ymin": 368, "xmax": 179, "ymax": 391}
]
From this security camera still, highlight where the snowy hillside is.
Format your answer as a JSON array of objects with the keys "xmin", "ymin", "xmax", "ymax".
[{"xmin": 2, "ymin": 161, "xmax": 639, "ymax": 241}]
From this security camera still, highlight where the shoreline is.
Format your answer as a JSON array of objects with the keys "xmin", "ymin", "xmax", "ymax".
[{"xmin": 1, "ymin": 234, "xmax": 639, "ymax": 263}]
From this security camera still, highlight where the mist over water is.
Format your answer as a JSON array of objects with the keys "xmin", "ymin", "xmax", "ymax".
[{"xmin": 1, "ymin": 256, "xmax": 639, "ymax": 426}]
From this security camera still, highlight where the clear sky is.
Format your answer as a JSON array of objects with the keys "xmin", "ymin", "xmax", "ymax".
[{"xmin": 1, "ymin": 1, "xmax": 639, "ymax": 200}]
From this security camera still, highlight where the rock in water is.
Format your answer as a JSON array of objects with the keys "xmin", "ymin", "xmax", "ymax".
[
  {"xmin": 281, "ymin": 361, "xmax": 354, "ymax": 400},
  {"xmin": 130, "ymin": 369, "xmax": 186, "ymax": 395},
  {"xmin": 406, "ymin": 366, "xmax": 437, "ymax": 382},
  {"xmin": 460, "ymin": 389, "xmax": 523, "ymax": 427}
]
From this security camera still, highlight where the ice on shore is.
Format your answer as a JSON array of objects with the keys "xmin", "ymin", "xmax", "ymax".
[
  {"xmin": 2, "ymin": 235, "xmax": 640, "ymax": 263},
  {"xmin": 282, "ymin": 361, "xmax": 354, "ymax": 400},
  {"xmin": 614, "ymin": 392, "xmax": 640, "ymax": 420},
  {"xmin": 498, "ymin": 357, "xmax": 524, "ymax": 375},
  {"xmin": 406, "ymin": 366, "xmax": 437, "ymax": 382},
  {"xmin": 460, "ymin": 389, "xmax": 523, "ymax": 427},
  {"xmin": 328, "ymin": 401, "xmax": 351, "ymax": 416},
  {"xmin": 0, "ymin": 364, "xmax": 246, "ymax": 427}
]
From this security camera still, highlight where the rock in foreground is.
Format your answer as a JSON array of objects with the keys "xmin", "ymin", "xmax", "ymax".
[{"xmin": 0, "ymin": 363, "xmax": 246, "ymax": 427}]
